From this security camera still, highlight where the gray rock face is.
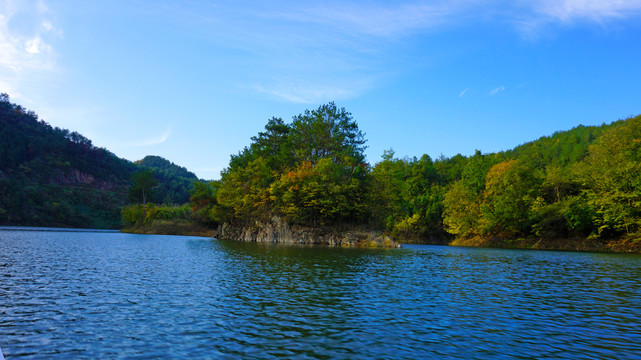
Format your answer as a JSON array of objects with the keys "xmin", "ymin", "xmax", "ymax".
[
  {"xmin": 218, "ymin": 217, "xmax": 400, "ymax": 248},
  {"xmin": 48, "ymin": 168, "xmax": 121, "ymax": 191}
]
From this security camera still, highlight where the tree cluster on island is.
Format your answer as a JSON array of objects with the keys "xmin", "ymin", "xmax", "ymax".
[{"xmin": 186, "ymin": 102, "xmax": 641, "ymax": 250}]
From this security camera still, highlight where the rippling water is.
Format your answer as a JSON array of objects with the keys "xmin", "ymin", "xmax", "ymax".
[{"xmin": 1, "ymin": 228, "xmax": 641, "ymax": 359}]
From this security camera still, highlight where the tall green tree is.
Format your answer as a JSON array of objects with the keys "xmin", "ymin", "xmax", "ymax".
[
  {"xmin": 369, "ymin": 149, "xmax": 407, "ymax": 229},
  {"xmin": 460, "ymin": 150, "xmax": 496, "ymax": 195},
  {"xmin": 289, "ymin": 102, "xmax": 366, "ymax": 165},
  {"xmin": 249, "ymin": 117, "xmax": 293, "ymax": 170},
  {"xmin": 129, "ymin": 169, "xmax": 157, "ymax": 205}
]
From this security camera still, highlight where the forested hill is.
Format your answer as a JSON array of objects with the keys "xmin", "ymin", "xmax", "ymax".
[
  {"xmin": 0, "ymin": 94, "xmax": 199, "ymax": 228},
  {"xmin": 137, "ymin": 155, "xmax": 197, "ymax": 180},
  {"xmin": 503, "ymin": 122, "xmax": 614, "ymax": 167},
  {"xmin": 189, "ymin": 103, "xmax": 640, "ymax": 251},
  {"xmin": 136, "ymin": 155, "xmax": 198, "ymax": 204}
]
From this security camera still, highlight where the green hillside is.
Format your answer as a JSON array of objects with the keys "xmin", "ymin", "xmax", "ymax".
[
  {"xmin": 0, "ymin": 94, "xmax": 198, "ymax": 229},
  {"xmin": 136, "ymin": 155, "xmax": 198, "ymax": 205}
]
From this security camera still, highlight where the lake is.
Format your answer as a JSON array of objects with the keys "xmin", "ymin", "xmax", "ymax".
[{"xmin": 1, "ymin": 228, "xmax": 640, "ymax": 359}]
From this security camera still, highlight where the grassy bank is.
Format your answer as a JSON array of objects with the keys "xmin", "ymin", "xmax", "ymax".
[
  {"xmin": 121, "ymin": 219, "xmax": 217, "ymax": 237},
  {"xmin": 449, "ymin": 236, "xmax": 641, "ymax": 253}
]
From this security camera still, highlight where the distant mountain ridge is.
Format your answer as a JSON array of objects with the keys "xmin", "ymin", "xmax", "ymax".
[
  {"xmin": 137, "ymin": 155, "xmax": 198, "ymax": 180},
  {"xmin": 136, "ymin": 155, "xmax": 198, "ymax": 205}
]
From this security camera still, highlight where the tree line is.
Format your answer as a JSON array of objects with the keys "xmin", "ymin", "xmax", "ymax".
[
  {"xmin": 189, "ymin": 103, "xmax": 641, "ymax": 246},
  {"xmin": 3, "ymin": 90, "xmax": 638, "ymax": 244}
]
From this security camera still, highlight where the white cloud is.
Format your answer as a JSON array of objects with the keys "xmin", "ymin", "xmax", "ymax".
[
  {"xmin": 275, "ymin": 1, "xmax": 641, "ymax": 41},
  {"xmin": 490, "ymin": 86, "xmax": 505, "ymax": 95},
  {"xmin": 175, "ymin": 1, "xmax": 481, "ymax": 104},
  {"xmin": 0, "ymin": 2, "xmax": 56, "ymax": 64},
  {"xmin": 41, "ymin": 20, "xmax": 63, "ymax": 37},
  {"xmin": 122, "ymin": 128, "xmax": 172, "ymax": 148},
  {"xmin": 513, "ymin": 0, "xmax": 641, "ymax": 36},
  {"xmin": 280, "ymin": 2, "xmax": 464, "ymax": 38},
  {"xmin": 175, "ymin": 1, "xmax": 641, "ymax": 104},
  {"xmin": 0, "ymin": 0, "xmax": 60, "ymax": 102},
  {"xmin": 459, "ymin": 88, "xmax": 469, "ymax": 98},
  {"xmin": 36, "ymin": 0, "xmax": 48, "ymax": 13},
  {"xmin": 253, "ymin": 82, "xmax": 364, "ymax": 104},
  {"xmin": 41, "ymin": 20, "xmax": 53, "ymax": 31},
  {"xmin": 533, "ymin": 0, "xmax": 641, "ymax": 22},
  {"xmin": 254, "ymin": 86, "xmax": 353, "ymax": 104},
  {"xmin": 25, "ymin": 37, "xmax": 44, "ymax": 54}
]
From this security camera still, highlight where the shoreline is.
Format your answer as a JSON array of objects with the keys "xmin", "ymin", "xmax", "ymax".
[
  {"xmin": 124, "ymin": 228, "xmax": 641, "ymax": 253},
  {"xmin": 3, "ymin": 224, "xmax": 638, "ymax": 253},
  {"xmin": 449, "ymin": 235, "xmax": 641, "ymax": 254},
  {"xmin": 120, "ymin": 219, "xmax": 218, "ymax": 238}
]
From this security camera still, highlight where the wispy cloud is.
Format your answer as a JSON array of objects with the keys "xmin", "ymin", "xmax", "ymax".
[
  {"xmin": 5, "ymin": 0, "xmax": 641, "ymax": 110},
  {"xmin": 459, "ymin": 88, "xmax": 469, "ymax": 98},
  {"xmin": 513, "ymin": 0, "xmax": 641, "ymax": 36},
  {"xmin": 253, "ymin": 85, "xmax": 352, "ymax": 104},
  {"xmin": 273, "ymin": 2, "xmax": 466, "ymax": 38},
  {"xmin": 172, "ymin": 1, "xmax": 483, "ymax": 104},
  {"xmin": 171, "ymin": 0, "xmax": 641, "ymax": 104},
  {"xmin": 284, "ymin": 0, "xmax": 641, "ymax": 39},
  {"xmin": 532, "ymin": 0, "xmax": 641, "ymax": 22},
  {"xmin": 0, "ymin": 1, "xmax": 60, "ymax": 70},
  {"xmin": 0, "ymin": 0, "xmax": 61, "ymax": 103},
  {"xmin": 122, "ymin": 128, "xmax": 172, "ymax": 148},
  {"xmin": 252, "ymin": 77, "xmax": 374, "ymax": 104},
  {"xmin": 490, "ymin": 86, "xmax": 505, "ymax": 95}
]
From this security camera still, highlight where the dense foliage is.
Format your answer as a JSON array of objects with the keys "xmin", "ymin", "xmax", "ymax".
[
  {"xmin": 193, "ymin": 102, "xmax": 641, "ymax": 246},
  {"xmin": 0, "ymin": 94, "xmax": 199, "ymax": 228},
  {"xmin": 121, "ymin": 203, "xmax": 192, "ymax": 226},
  {"xmin": 440, "ymin": 117, "xmax": 641, "ymax": 243},
  {"xmin": 136, "ymin": 155, "xmax": 198, "ymax": 204},
  {"xmin": 192, "ymin": 103, "xmax": 369, "ymax": 228}
]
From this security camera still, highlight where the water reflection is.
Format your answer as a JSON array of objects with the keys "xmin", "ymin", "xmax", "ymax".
[{"xmin": 1, "ymin": 230, "xmax": 641, "ymax": 359}]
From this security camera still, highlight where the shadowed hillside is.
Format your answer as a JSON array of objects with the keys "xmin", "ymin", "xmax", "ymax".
[{"xmin": 0, "ymin": 94, "xmax": 199, "ymax": 229}]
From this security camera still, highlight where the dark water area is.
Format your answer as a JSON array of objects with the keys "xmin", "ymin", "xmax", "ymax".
[{"xmin": 1, "ymin": 228, "xmax": 640, "ymax": 359}]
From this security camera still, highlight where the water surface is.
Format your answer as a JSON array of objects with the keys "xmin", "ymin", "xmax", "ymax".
[{"xmin": 1, "ymin": 228, "xmax": 640, "ymax": 359}]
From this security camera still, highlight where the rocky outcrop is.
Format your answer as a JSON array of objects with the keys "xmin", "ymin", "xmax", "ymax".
[
  {"xmin": 49, "ymin": 169, "xmax": 121, "ymax": 191},
  {"xmin": 218, "ymin": 217, "xmax": 400, "ymax": 248}
]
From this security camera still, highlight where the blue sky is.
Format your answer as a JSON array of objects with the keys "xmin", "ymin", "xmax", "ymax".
[{"xmin": 1, "ymin": 0, "xmax": 641, "ymax": 179}]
